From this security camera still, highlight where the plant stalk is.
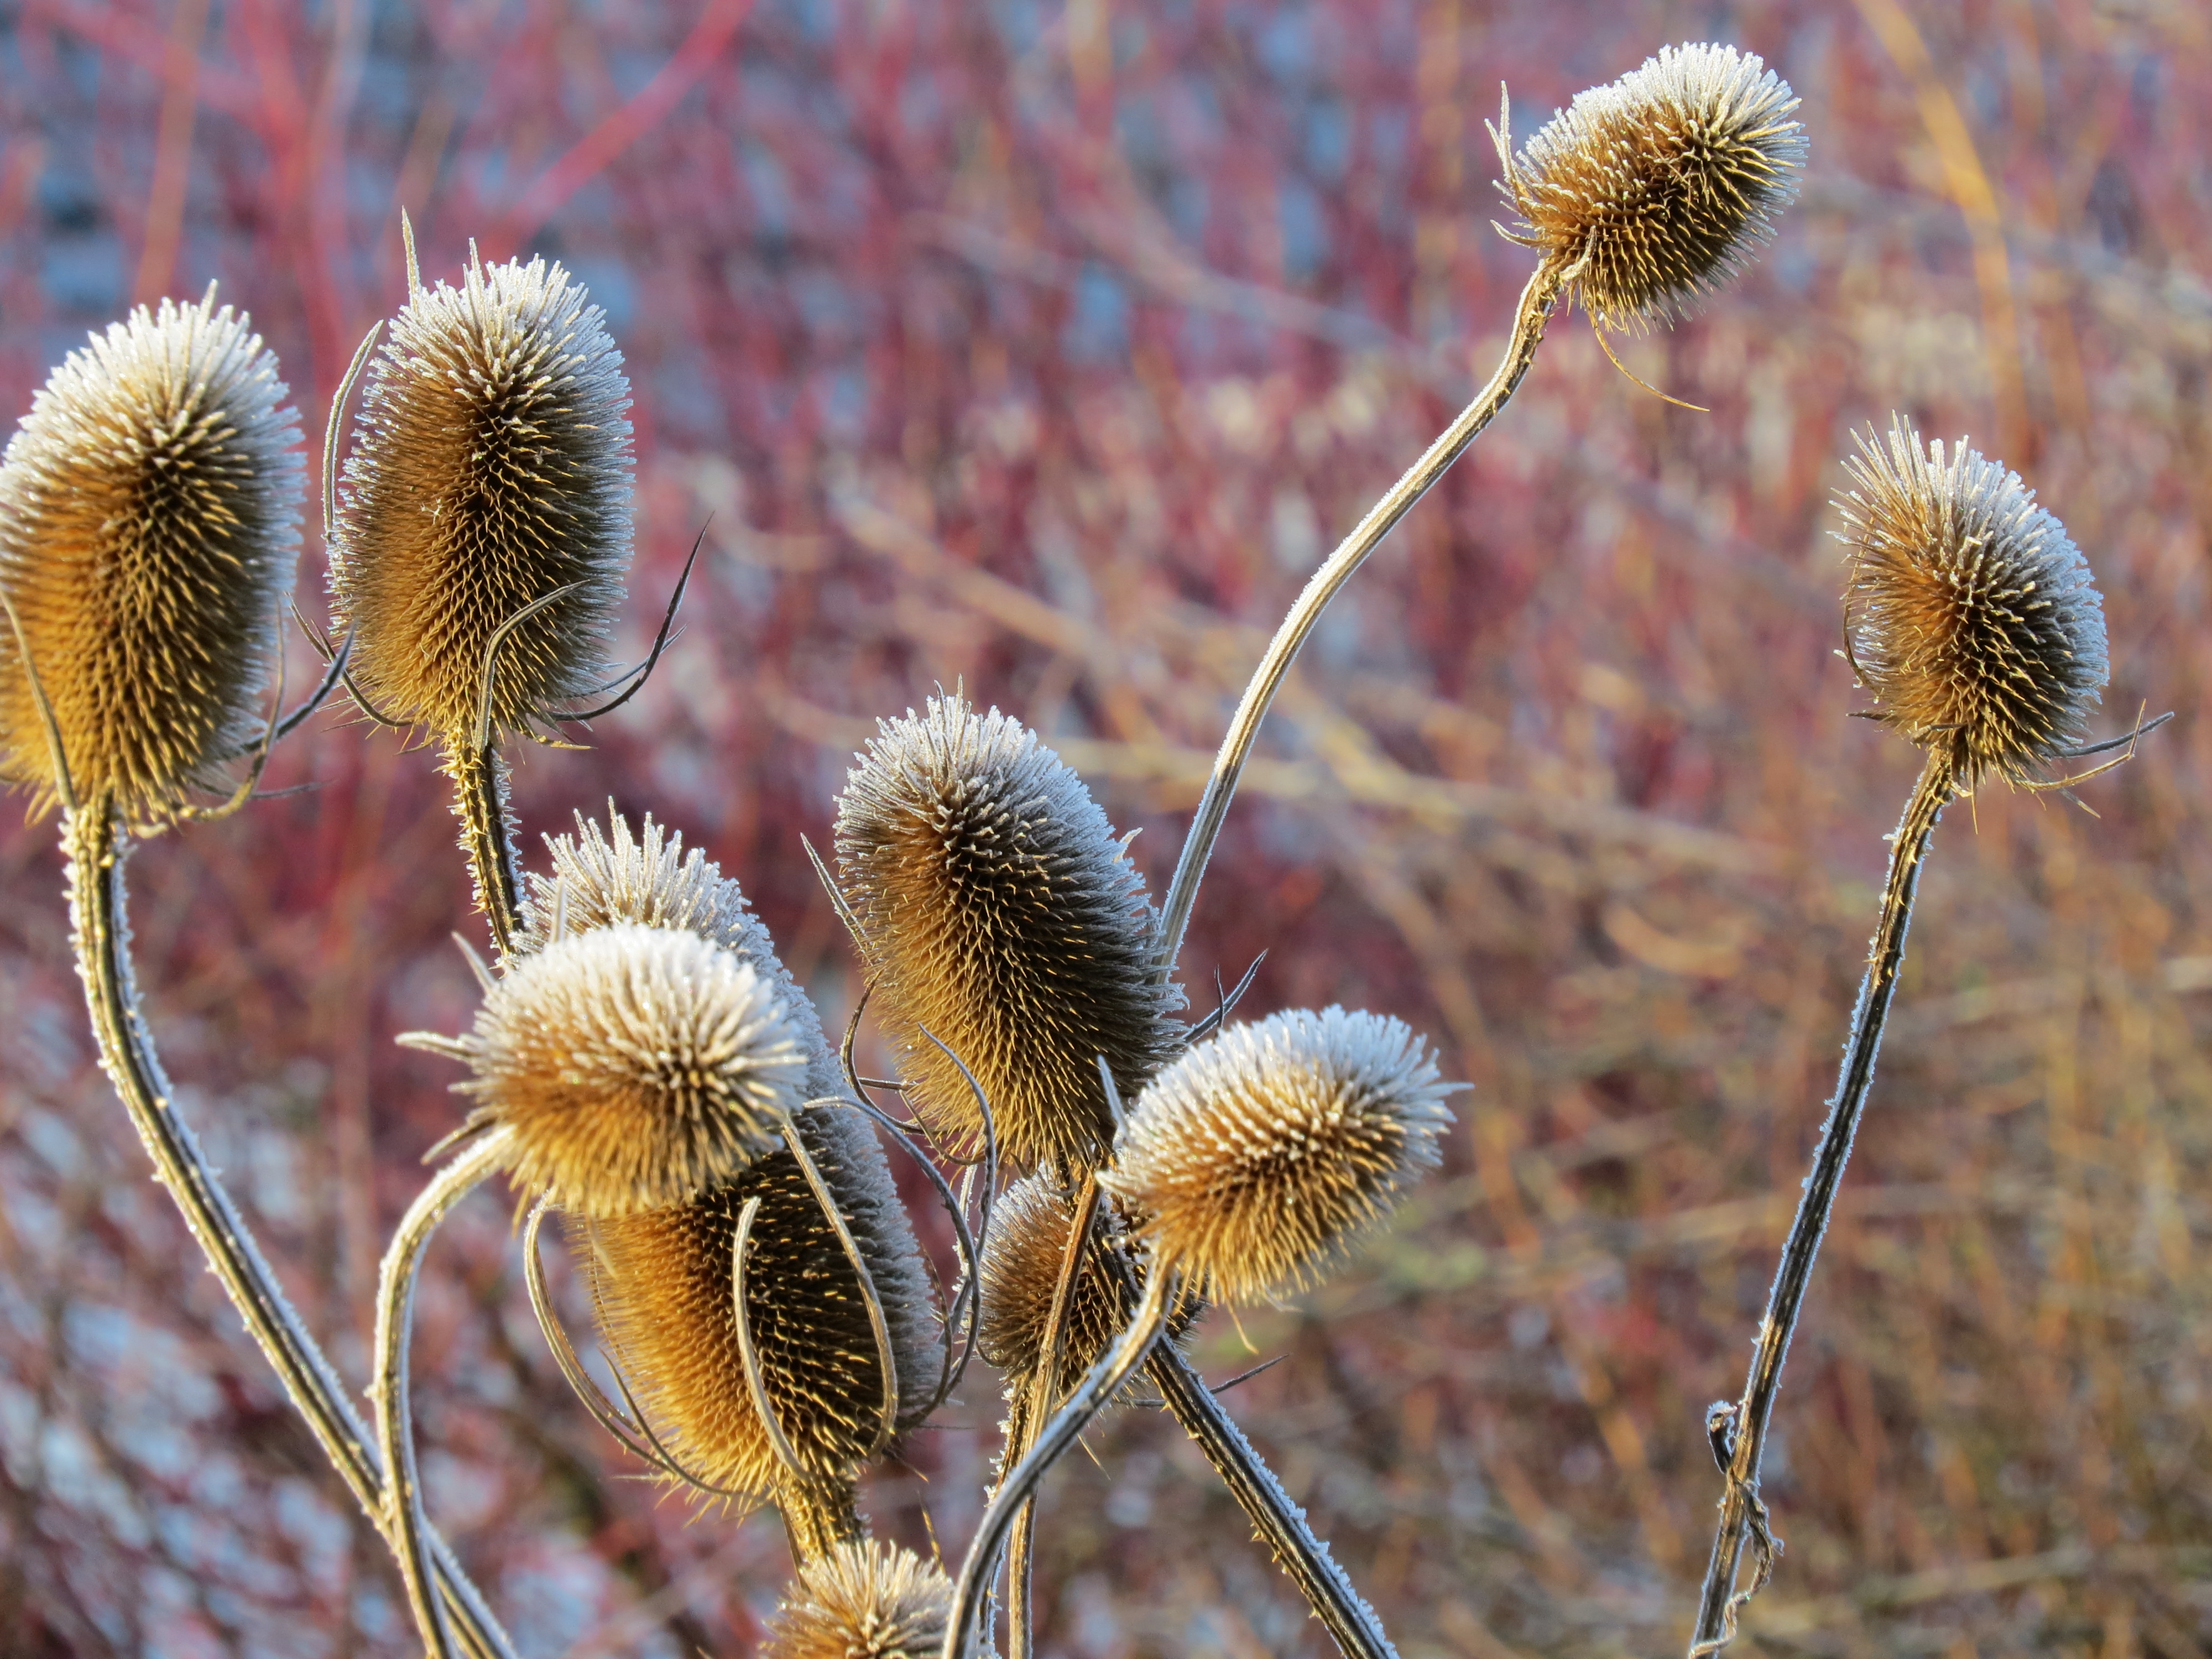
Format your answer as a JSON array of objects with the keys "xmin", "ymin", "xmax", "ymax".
[
  {"xmin": 1153, "ymin": 253, "xmax": 1572, "ymax": 973},
  {"xmin": 1687, "ymin": 749, "xmax": 1956, "ymax": 1655},
  {"xmin": 449, "ymin": 739, "xmax": 523, "ymax": 955},
  {"xmin": 62, "ymin": 805, "xmax": 517, "ymax": 1659}
]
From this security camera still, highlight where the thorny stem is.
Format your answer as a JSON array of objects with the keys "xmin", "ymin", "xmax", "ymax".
[
  {"xmin": 62, "ymin": 806, "xmax": 517, "ymax": 1659},
  {"xmin": 449, "ymin": 739, "xmax": 524, "ymax": 954},
  {"xmin": 1687, "ymin": 749, "xmax": 1957, "ymax": 1656},
  {"xmin": 1154, "ymin": 252, "xmax": 1573, "ymax": 974},
  {"xmin": 373, "ymin": 1124, "xmax": 517, "ymax": 1659}
]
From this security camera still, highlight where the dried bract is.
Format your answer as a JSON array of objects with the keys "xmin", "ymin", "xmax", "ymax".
[
  {"xmin": 1503, "ymin": 42, "xmax": 1806, "ymax": 332},
  {"xmin": 330, "ymin": 254, "xmax": 632, "ymax": 738},
  {"xmin": 421, "ymin": 922, "xmax": 804, "ymax": 1215},
  {"xmin": 1837, "ymin": 416, "xmax": 2107, "ymax": 786},
  {"xmin": 834, "ymin": 693, "xmax": 1181, "ymax": 1172},
  {"xmin": 760, "ymin": 1539, "xmax": 953, "ymax": 1659},
  {"xmin": 1104, "ymin": 1008, "xmax": 1455, "ymax": 1305},
  {"xmin": 0, "ymin": 295, "xmax": 303, "ymax": 818}
]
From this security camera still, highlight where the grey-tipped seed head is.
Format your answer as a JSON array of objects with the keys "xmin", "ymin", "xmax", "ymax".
[
  {"xmin": 330, "ymin": 253, "xmax": 632, "ymax": 740},
  {"xmin": 1503, "ymin": 42, "xmax": 1806, "ymax": 332},
  {"xmin": 427, "ymin": 922, "xmax": 804, "ymax": 1215},
  {"xmin": 1102, "ymin": 1008, "xmax": 1457, "ymax": 1305},
  {"xmin": 1837, "ymin": 416, "xmax": 2108, "ymax": 787},
  {"xmin": 578, "ymin": 1102, "xmax": 938, "ymax": 1498},
  {"xmin": 0, "ymin": 294, "xmax": 304, "ymax": 819},
  {"xmin": 760, "ymin": 1540, "xmax": 954, "ymax": 1659},
  {"xmin": 833, "ymin": 693, "xmax": 1182, "ymax": 1173}
]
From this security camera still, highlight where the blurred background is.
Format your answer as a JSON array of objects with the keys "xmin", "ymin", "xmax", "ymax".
[{"xmin": 2, "ymin": 0, "xmax": 2209, "ymax": 1653}]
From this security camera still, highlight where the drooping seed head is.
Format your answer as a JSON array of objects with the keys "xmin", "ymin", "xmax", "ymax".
[
  {"xmin": 834, "ymin": 693, "xmax": 1182, "ymax": 1173},
  {"xmin": 330, "ymin": 253, "xmax": 632, "ymax": 740},
  {"xmin": 760, "ymin": 1540, "xmax": 953, "ymax": 1659},
  {"xmin": 1836, "ymin": 417, "xmax": 2108, "ymax": 787},
  {"xmin": 578, "ymin": 1102, "xmax": 938, "ymax": 1497},
  {"xmin": 1502, "ymin": 43, "xmax": 1806, "ymax": 332},
  {"xmin": 0, "ymin": 294, "xmax": 303, "ymax": 820},
  {"xmin": 1102, "ymin": 1008, "xmax": 1457, "ymax": 1305},
  {"xmin": 417, "ymin": 922, "xmax": 804, "ymax": 1215}
]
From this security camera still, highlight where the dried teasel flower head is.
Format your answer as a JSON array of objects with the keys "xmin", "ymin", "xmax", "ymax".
[
  {"xmin": 579, "ymin": 1103, "xmax": 938, "ymax": 1498},
  {"xmin": 409, "ymin": 922, "xmax": 805, "ymax": 1215},
  {"xmin": 329, "ymin": 252, "xmax": 632, "ymax": 740},
  {"xmin": 1103, "ymin": 1007, "xmax": 1457, "ymax": 1305},
  {"xmin": 0, "ymin": 293, "xmax": 303, "ymax": 820},
  {"xmin": 833, "ymin": 693, "xmax": 1182, "ymax": 1172},
  {"xmin": 1500, "ymin": 43, "xmax": 1806, "ymax": 332},
  {"xmin": 1837, "ymin": 416, "xmax": 2108, "ymax": 787},
  {"xmin": 760, "ymin": 1539, "xmax": 954, "ymax": 1659},
  {"xmin": 977, "ymin": 1173, "xmax": 1194, "ymax": 1399}
]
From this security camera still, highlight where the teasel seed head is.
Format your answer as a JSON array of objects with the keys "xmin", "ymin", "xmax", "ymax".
[
  {"xmin": 977, "ymin": 1173, "xmax": 1196, "ymax": 1400},
  {"xmin": 760, "ymin": 1540, "xmax": 954, "ymax": 1659},
  {"xmin": 1837, "ymin": 416, "xmax": 2108, "ymax": 787},
  {"xmin": 1102, "ymin": 1008, "xmax": 1457, "ymax": 1305},
  {"xmin": 0, "ymin": 294, "xmax": 304, "ymax": 820},
  {"xmin": 577, "ymin": 1102, "xmax": 938, "ymax": 1497},
  {"xmin": 833, "ymin": 693, "xmax": 1183, "ymax": 1172},
  {"xmin": 1501, "ymin": 43, "xmax": 1806, "ymax": 332},
  {"xmin": 423, "ymin": 922, "xmax": 806, "ymax": 1215},
  {"xmin": 329, "ymin": 252, "xmax": 632, "ymax": 740}
]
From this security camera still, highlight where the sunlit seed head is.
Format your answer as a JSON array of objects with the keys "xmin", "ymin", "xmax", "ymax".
[
  {"xmin": 833, "ymin": 693, "xmax": 1182, "ymax": 1174},
  {"xmin": 1837, "ymin": 416, "xmax": 2107, "ymax": 787},
  {"xmin": 1102, "ymin": 1008, "xmax": 1457, "ymax": 1305},
  {"xmin": 578, "ymin": 1103, "xmax": 938, "ymax": 1498},
  {"xmin": 1503, "ymin": 42, "xmax": 1806, "ymax": 332},
  {"xmin": 0, "ymin": 294, "xmax": 304, "ymax": 820},
  {"xmin": 441, "ymin": 922, "xmax": 804, "ymax": 1215},
  {"xmin": 330, "ymin": 253, "xmax": 632, "ymax": 740},
  {"xmin": 759, "ymin": 1540, "xmax": 954, "ymax": 1659}
]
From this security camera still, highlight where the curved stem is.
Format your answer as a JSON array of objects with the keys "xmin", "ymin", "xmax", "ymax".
[
  {"xmin": 447, "ymin": 740, "xmax": 523, "ymax": 954},
  {"xmin": 373, "ymin": 1125, "xmax": 517, "ymax": 1659},
  {"xmin": 945, "ymin": 1268, "xmax": 1175, "ymax": 1659},
  {"xmin": 1687, "ymin": 750, "xmax": 1955, "ymax": 1655},
  {"xmin": 1153, "ymin": 253, "xmax": 1572, "ymax": 973},
  {"xmin": 61, "ymin": 806, "xmax": 516, "ymax": 1659}
]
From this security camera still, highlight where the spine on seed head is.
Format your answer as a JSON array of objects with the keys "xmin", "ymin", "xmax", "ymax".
[{"xmin": 759, "ymin": 1540, "xmax": 956, "ymax": 1659}]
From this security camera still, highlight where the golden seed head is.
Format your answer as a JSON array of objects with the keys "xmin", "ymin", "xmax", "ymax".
[
  {"xmin": 0, "ymin": 294, "xmax": 303, "ymax": 819},
  {"xmin": 578, "ymin": 1102, "xmax": 938, "ymax": 1497},
  {"xmin": 329, "ymin": 253, "xmax": 632, "ymax": 740},
  {"xmin": 1102, "ymin": 1008, "xmax": 1455, "ymax": 1305},
  {"xmin": 833, "ymin": 693, "xmax": 1182, "ymax": 1173},
  {"xmin": 1837, "ymin": 416, "xmax": 2107, "ymax": 786},
  {"xmin": 760, "ymin": 1540, "xmax": 954, "ymax": 1659},
  {"xmin": 977, "ymin": 1173, "xmax": 1195, "ymax": 1400},
  {"xmin": 441, "ymin": 922, "xmax": 805, "ymax": 1215},
  {"xmin": 1503, "ymin": 42, "xmax": 1806, "ymax": 332}
]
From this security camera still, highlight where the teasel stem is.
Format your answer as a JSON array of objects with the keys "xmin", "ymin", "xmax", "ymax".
[
  {"xmin": 372, "ymin": 1124, "xmax": 518, "ymax": 1659},
  {"xmin": 450, "ymin": 740, "xmax": 524, "ymax": 954},
  {"xmin": 944, "ymin": 1266, "xmax": 1177, "ymax": 1659},
  {"xmin": 1687, "ymin": 746, "xmax": 1957, "ymax": 1656},
  {"xmin": 1154, "ymin": 252, "xmax": 1576, "ymax": 972},
  {"xmin": 61, "ymin": 805, "xmax": 517, "ymax": 1659}
]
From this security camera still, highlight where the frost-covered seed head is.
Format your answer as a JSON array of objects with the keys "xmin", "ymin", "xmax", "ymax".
[
  {"xmin": 1103, "ymin": 1008, "xmax": 1457, "ymax": 1305},
  {"xmin": 759, "ymin": 1540, "xmax": 953, "ymax": 1659},
  {"xmin": 1837, "ymin": 416, "xmax": 2108, "ymax": 786},
  {"xmin": 0, "ymin": 294, "xmax": 303, "ymax": 818},
  {"xmin": 1503, "ymin": 43, "xmax": 1806, "ymax": 332},
  {"xmin": 833, "ymin": 694, "xmax": 1182, "ymax": 1173},
  {"xmin": 330, "ymin": 254, "xmax": 632, "ymax": 739}
]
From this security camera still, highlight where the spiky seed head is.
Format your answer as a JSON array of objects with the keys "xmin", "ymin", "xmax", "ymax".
[
  {"xmin": 431, "ymin": 922, "xmax": 805, "ymax": 1215},
  {"xmin": 0, "ymin": 295, "xmax": 304, "ymax": 819},
  {"xmin": 833, "ymin": 693, "xmax": 1182, "ymax": 1173},
  {"xmin": 977, "ymin": 1173, "xmax": 1196, "ymax": 1400},
  {"xmin": 1102, "ymin": 1008, "xmax": 1456, "ymax": 1305},
  {"xmin": 1503, "ymin": 43, "xmax": 1807, "ymax": 332},
  {"xmin": 760, "ymin": 1540, "xmax": 954, "ymax": 1659},
  {"xmin": 1837, "ymin": 417, "xmax": 2108, "ymax": 787},
  {"xmin": 329, "ymin": 253, "xmax": 632, "ymax": 740},
  {"xmin": 578, "ymin": 1102, "xmax": 938, "ymax": 1496}
]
